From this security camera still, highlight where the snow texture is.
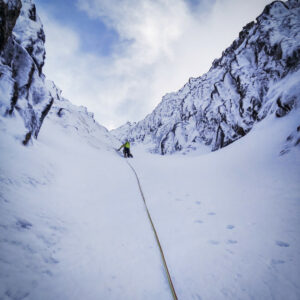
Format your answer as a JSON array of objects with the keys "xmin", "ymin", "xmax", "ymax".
[
  {"xmin": 112, "ymin": 0, "xmax": 300, "ymax": 155},
  {"xmin": 130, "ymin": 109, "xmax": 300, "ymax": 300},
  {"xmin": 0, "ymin": 96, "xmax": 173, "ymax": 300},
  {"xmin": 1, "ymin": 85, "xmax": 300, "ymax": 300}
]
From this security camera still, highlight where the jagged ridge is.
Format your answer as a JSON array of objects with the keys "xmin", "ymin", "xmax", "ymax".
[{"xmin": 112, "ymin": 0, "xmax": 300, "ymax": 154}]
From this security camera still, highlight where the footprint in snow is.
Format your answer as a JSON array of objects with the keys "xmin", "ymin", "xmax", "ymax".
[
  {"xmin": 271, "ymin": 259, "xmax": 285, "ymax": 265},
  {"xmin": 209, "ymin": 240, "xmax": 220, "ymax": 245},
  {"xmin": 226, "ymin": 225, "xmax": 235, "ymax": 230},
  {"xmin": 276, "ymin": 241, "xmax": 290, "ymax": 247},
  {"xmin": 194, "ymin": 220, "xmax": 203, "ymax": 224},
  {"xmin": 227, "ymin": 240, "xmax": 238, "ymax": 244},
  {"xmin": 208, "ymin": 212, "xmax": 216, "ymax": 216},
  {"xmin": 42, "ymin": 270, "xmax": 53, "ymax": 276},
  {"xmin": 195, "ymin": 201, "xmax": 201, "ymax": 205},
  {"xmin": 44, "ymin": 256, "xmax": 59, "ymax": 264},
  {"xmin": 16, "ymin": 219, "xmax": 32, "ymax": 230}
]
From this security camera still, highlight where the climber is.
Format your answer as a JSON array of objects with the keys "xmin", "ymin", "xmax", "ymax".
[{"xmin": 118, "ymin": 140, "xmax": 133, "ymax": 158}]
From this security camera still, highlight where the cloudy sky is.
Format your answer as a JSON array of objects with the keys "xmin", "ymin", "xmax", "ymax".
[{"xmin": 34, "ymin": 0, "xmax": 271, "ymax": 129}]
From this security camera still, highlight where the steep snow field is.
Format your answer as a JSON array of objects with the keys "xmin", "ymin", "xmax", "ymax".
[
  {"xmin": 0, "ymin": 114, "xmax": 171, "ymax": 299},
  {"xmin": 0, "ymin": 107, "xmax": 299, "ymax": 299}
]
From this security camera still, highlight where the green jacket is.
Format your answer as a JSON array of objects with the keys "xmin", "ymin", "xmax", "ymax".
[{"xmin": 118, "ymin": 141, "xmax": 130, "ymax": 150}]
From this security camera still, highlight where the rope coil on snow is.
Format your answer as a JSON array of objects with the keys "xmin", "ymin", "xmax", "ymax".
[{"xmin": 126, "ymin": 160, "xmax": 178, "ymax": 300}]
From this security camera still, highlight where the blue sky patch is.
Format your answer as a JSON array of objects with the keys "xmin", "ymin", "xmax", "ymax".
[{"xmin": 35, "ymin": 0, "xmax": 120, "ymax": 56}]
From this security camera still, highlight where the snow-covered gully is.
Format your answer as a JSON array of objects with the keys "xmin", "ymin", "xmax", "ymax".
[
  {"xmin": 126, "ymin": 160, "xmax": 178, "ymax": 300},
  {"xmin": 1, "ymin": 0, "xmax": 300, "ymax": 298}
]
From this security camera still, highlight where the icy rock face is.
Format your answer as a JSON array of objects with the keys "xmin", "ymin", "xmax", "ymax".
[
  {"xmin": 0, "ymin": 0, "xmax": 22, "ymax": 52},
  {"xmin": 13, "ymin": 0, "xmax": 46, "ymax": 74},
  {"xmin": 112, "ymin": 0, "xmax": 300, "ymax": 154},
  {"xmin": 0, "ymin": 0, "xmax": 53, "ymax": 145},
  {"xmin": 280, "ymin": 125, "xmax": 300, "ymax": 155}
]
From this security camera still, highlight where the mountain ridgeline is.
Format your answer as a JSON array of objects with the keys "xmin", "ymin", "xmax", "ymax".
[
  {"xmin": 0, "ymin": 0, "xmax": 299, "ymax": 154},
  {"xmin": 112, "ymin": 0, "xmax": 300, "ymax": 154}
]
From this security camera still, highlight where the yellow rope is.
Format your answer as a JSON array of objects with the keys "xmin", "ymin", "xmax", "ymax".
[{"xmin": 126, "ymin": 160, "xmax": 178, "ymax": 300}]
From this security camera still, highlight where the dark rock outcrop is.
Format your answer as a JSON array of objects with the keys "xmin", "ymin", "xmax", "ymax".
[
  {"xmin": 0, "ymin": 0, "xmax": 22, "ymax": 52},
  {"xmin": 0, "ymin": 0, "xmax": 53, "ymax": 145}
]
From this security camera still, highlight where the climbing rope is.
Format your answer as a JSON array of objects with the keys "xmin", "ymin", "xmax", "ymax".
[{"xmin": 126, "ymin": 160, "xmax": 178, "ymax": 300}]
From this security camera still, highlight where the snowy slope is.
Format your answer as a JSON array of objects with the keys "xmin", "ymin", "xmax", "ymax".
[
  {"xmin": 130, "ymin": 108, "xmax": 300, "ymax": 299},
  {"xmin": 1, "ymin": 87, "xmax": 299, "ymax": 300},
  {"xmin": 0, "ymin": 105, "xmax": 172, "ymax": 299},
  {"xmin": 112, "ymin": 0, "xmax": 300, "ymax": 155}
]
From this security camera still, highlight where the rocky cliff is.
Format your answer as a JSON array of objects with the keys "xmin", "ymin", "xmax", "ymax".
[
  {"xmin": 0, "ymin": 0, "xmax": 120, "ymax": 151},
  {"xmin": 0, "ymin": 0, "xmax": 53, "ymax": 145},
  {"xmin": 112, "ymin": 0, "xmax": 300, "ymax": 154}
]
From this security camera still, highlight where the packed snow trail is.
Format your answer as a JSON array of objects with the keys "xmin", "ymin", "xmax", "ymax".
[{"xmin": 126, "ymin": 160, "xmax": 178, "ymax": 300}]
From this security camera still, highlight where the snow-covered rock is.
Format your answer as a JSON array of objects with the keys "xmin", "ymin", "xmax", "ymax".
[
  {"xmin": 44, "ymin": 81, "xmax": 120, "ymax": 152},
  {"xmin": 0, "ymin": 0, "xmax": 53, "ymax": 145},
  {"xmin": 0, "ymin": 0, "xmax": 22, "ymax": 52},
  {"xmin": 110, "ymin": 121, "xmax": 136, "ymax": 144},
  {"xmin": 13, "ymin": 0, "xmax": 46, "ymax": 74},
  {"xmin": 112, "ymin": 0, "xmax": 300, "ymax": 154}
]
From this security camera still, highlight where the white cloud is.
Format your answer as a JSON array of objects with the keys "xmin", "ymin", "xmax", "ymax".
[{"xmin": 41, "ymin": 0, "xmax": 271, "ymax": 129}]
